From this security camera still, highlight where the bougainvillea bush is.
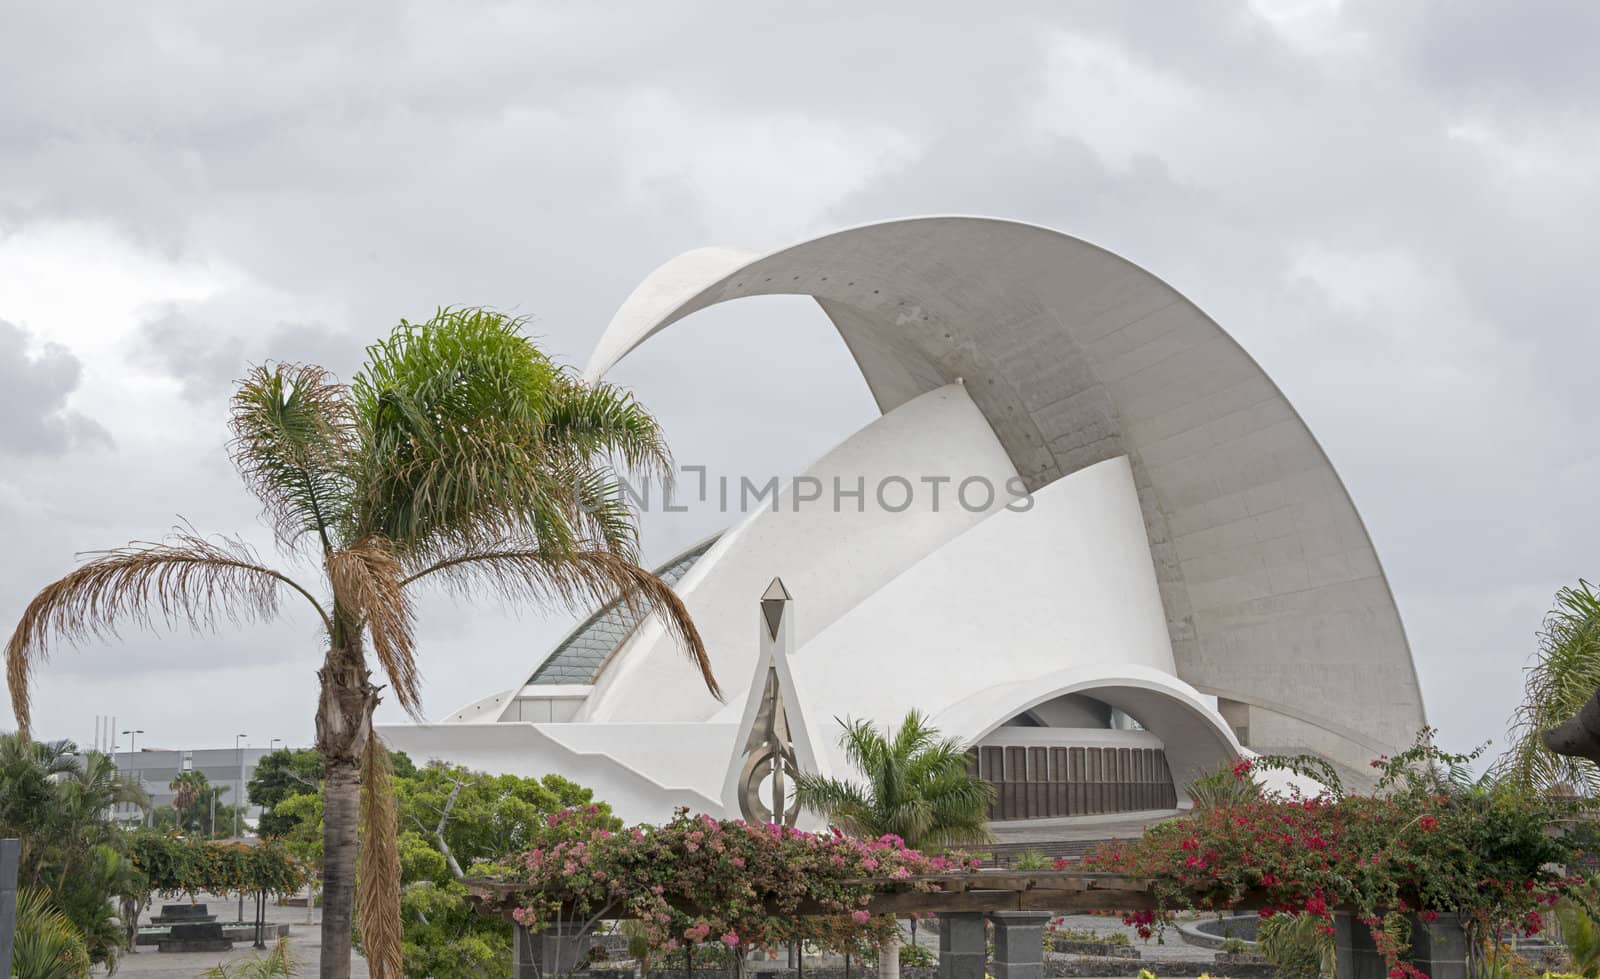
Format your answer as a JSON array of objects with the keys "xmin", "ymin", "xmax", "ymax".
[
  {"xmin": 495, "ymin": 806, "xmax": 977, "ymax": 959},
  {"xmin": 1077, "ymin": 733, "xmax": 1590, "ymax": 978}
]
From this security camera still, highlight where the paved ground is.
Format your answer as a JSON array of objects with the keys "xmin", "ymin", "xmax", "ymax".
[
  {"xmin": 100, "ymin": 891, "xmax": 370, "ymax": 978},
  {"xmin": 1043, "ymin": 912, "xmax": 1221, "ymax": 964}
]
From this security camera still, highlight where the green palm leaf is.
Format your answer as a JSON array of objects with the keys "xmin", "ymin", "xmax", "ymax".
[{"xmin": 794, "ymin": 712, "xmax": 993, "ymax": 852}]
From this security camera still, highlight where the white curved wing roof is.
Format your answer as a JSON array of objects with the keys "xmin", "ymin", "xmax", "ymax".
[{"xmin": 586, "ymin": 216, "xmax": 1426, "ymax": 763}]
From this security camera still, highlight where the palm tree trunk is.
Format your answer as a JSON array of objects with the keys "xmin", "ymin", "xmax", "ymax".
[
  {"xmin": 878, "ymin": 929, "xmax": 900, "ymax": 979},
  {"xmin": 1543, "ymin": 684, "xmax": 1600, "ymax": 765},
  {"xmin": 315, "ymin": 634, "xmax": 381, "ymax": 979}
]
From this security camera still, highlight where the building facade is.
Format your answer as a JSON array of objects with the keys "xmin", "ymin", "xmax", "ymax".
[
  {"xmin": 110, "ymin": 746, "xmax": 282, "ymax": 832},
  {"xmin": 380, "ymin": 216, "xmax": 1427, "ymax": 829}
]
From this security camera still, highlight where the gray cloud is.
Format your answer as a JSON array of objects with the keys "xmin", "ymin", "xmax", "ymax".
[
  {"xmin": 133, "ymin": 305, "xmax": 369, "ymax": 402},
  {"xmin": 0, "ymin": 1, "xmax": 1594, "ymax": 761},
  {"xmin": 0, "ymin": 320, "xmax": 110, "ymax": 454}
]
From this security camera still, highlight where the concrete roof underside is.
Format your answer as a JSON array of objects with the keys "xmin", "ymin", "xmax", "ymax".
[{"xmin": 586, "ymin": 216, "xmax": 1427, "ymax": 763}]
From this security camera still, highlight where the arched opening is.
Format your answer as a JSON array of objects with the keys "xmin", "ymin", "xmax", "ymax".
[{"xmin": 932, "ymin": 669, "xmax": 1242, "ymax": 829}]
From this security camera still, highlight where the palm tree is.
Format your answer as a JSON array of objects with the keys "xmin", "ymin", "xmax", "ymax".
[
  {"xmin": 0, "ymin": 736, "xmax": 78, "ymax": 877},
  {"xmin": 169, "ymin": 769, "xmax": 207, "ymax": 825},
  {"xmin": 12, "ymin": 888, "xmax": 92, "ymax": 979},
  {"xmin": 4, "ymin": 308, "xmax": 716, "ymax": 979},
  {"xmin": 1498, "ymin": 581, "xmax": 1600, "ymax": 793},
  {"xmin": 0, "ymin": 735, "xmax": 145, "ymax": 968},
  {"xmin": 793, "ymin": 711, "xmax": 993, "ymax": 979}
]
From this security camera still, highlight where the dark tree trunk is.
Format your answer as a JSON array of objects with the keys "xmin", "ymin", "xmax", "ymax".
[
  {"xmin": 315, "ymin": 634, "xmax": 381, "ymax": 979},
  {"xmin": 1543, "ymin": 685, "xmax": 1600, "ymax": 766}
]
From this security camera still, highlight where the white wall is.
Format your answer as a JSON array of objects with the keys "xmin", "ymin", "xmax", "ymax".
[
  {"xmin": 376, "ymin": 721, "xmax": 729, "ymax": 823},
  {"xmin": 580, "ymin": 383, "xmax": 1020, "ymax": 724},
  {"xmin": 765, "ymin": 455, "xmax": 1181, "ymax": 767}
]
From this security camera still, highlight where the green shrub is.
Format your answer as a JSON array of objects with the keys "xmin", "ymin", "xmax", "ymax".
[
  {"xmin": 12, "ymin": 889, "xmax": 91, "ymax": 979},
  {"xmin": 1257, "ymin": 913, "xmax": 1331, "ymax": 979},
  {"xmin": 1557, "ymin": 902, "xmax": 1600, "ymax": 979},
  {"xmin": 1046, "ymin": 926, "xmax": 1131, "ymax": 948},
  {"xmin": 1010, "ymin": 850, "xmax": 1053, "ymax": 870},
  {"xmin": 200, "ymin": 937, "xmax": 299, "ymax": 979}
]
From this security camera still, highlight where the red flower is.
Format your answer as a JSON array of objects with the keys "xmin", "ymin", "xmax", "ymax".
[{"xmin": 1418, "ymin": 816, "xmax": 1439, "ymax": 833}]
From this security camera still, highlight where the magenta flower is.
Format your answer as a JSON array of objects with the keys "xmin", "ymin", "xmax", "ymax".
[{"xmin": 852, "ymin": 910, "xmax": 871, "ymax": 924}]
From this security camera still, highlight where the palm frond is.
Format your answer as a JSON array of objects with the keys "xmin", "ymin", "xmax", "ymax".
[
  {"xmin": 13, "ymin": 888, "xmax": 90, "ymax": 979},
  {"xmin": 400, "ymin": 543, "xmax": 718, "ymax": 699},
  {"xmin": 1496, "ymin": 581, "xmax": 1600, "ymax": 794},
  {"xmin": 840, "ymin": 718, "xmax": 890, "ymax": 782},
  {"xmin": 357, "ymin": 734, "xmax": 402, "ymax": 979},
  {"xmin": 803, "ymin": 714, "xmax": 992, "ymax": 852},
  {"xmin": 4, "ymin": 530, "xmax": 326, "ymax": 740},
  {"xmin": 793, "ymin": 773, "xmax": 876, "ymax": 835},
  {"xmin": 327, "ymin": 537, "xmax": 421, "ymax": 718},
  {"xmin": 543, "ymin": 371, "xmax": 673, "ymax": 482},
  {"xmin": 350, "ymin": 308, "xmax": 566, "ymax": 550},
  {"xmin": 230, "ymin": 363, "xmax": 358, "ymax": 556},
  {"xmin": 891, "ymin": 710, "xmax": 938, "ymax": 762}
]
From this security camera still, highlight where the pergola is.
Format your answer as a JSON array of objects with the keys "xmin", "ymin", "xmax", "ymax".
[{"xmin": 466, "ymin": 870, "xmax": 1466, "ymax": 979}]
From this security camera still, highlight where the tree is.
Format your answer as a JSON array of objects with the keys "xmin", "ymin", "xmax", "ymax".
[
  {"xmin": 12, "ymin": 888, "xmax": 92, "ymax": 979},
  {"xmin": 260, "ymin": 757, "xmax": 618, "ymax": 979},
  {"xmin": 0, "ymin": 733, "xmax": 147, "ymax": 969},
  {"xmin": 166, "ymin": 770, "xmax": 241, "ymax": 837},
  {"xmin": 4, "ymin": 308, "xmax": 717, "ymax": 979},
  {"xmin": 793, "ymin": 711, "xmax": 993, "ymax": 979},
  {"xmin": 1500, "ymin": 581, "xmax": 1600, "ymax": 792},
  {"xmin": 249, "ymin": 748, "xmax": 324, "ymax": 837}
]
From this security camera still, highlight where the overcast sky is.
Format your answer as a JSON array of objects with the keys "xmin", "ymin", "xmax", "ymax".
[{"xmin": 1, "ymin": 1, "xmax": 1595, "ymax": 765}]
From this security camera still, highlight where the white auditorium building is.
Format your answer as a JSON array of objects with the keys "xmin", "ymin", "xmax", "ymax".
[{"xmin": 380, "ymin": 217, "xmax": 1427, "ymax": 834}]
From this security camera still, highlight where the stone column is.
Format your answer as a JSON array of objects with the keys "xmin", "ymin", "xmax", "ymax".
[
  {"xmin": 1411, "ymin": 914, "xmax": 1468, "ymax": 979},
  {"xmin": 513, "ymin": 921, "xmax": 594, "ymax": 979},
  {"xmin": 990, "ymin": 912, "xmax": 1051, "ymax": 979},
  {"xmin": 1335, "ymin": 913, "xmax": 1387, "ymax": 979},
  {"xmin": 938, "ymin": 913, "xmax": 986, "ymax": 979},
  {"xmin": 0, "ymin": 839, "xmax": 18, "ymax": 979},
  {"xmin": 1335, "ymin": 912, "xmax": 1468, "ymax": 979}
]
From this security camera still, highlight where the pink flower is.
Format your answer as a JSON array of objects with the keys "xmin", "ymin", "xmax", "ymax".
[
  {"xmin": 721, "ymin": 931, "xmax": 740, "ymax": 947},
  {"xmin": 852, "ymin": 910, "xmax": 872, "ymax": 925}
]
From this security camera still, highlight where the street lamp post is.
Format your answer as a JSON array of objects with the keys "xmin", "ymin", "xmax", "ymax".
[
  {"xmin": 269, "ymin": 738, "xmax": 282, "ymax": 751},
  {"xmin": 234, "ymin": 734, "xmax": 247, "ymax": 838},
  {"xmin": 236, "ymin": 733, "xmax": 247, "ymax": 924},
  {"xmin": 121, "ymin": 729, "xmax": 144, "ymax": 825}
]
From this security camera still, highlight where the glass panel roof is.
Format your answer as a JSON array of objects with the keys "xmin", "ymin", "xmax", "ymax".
[{"xmin": 523, "ymin": 535, "xmax": 721, "ymax": 686}]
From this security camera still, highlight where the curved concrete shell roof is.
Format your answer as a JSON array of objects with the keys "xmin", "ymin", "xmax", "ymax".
[{"xmin": 585, "ymin": 216, "xmax": 1427, "ymax": 766}]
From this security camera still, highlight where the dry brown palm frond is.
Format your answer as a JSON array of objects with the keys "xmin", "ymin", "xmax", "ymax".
[
  {"xmin": 326, "ymin": 537, "xmax": 422, "ymax": 718},
  {"xmin": 400, "ymin": 543, "xmax": 719, "ymax": 700},
  {"xmin": 4, "ymin": 530, "xmax": 327, "ymax": 740},
  {"xmin": 357, "ymin": 733, "xmax": 402, "ymax": 979}
]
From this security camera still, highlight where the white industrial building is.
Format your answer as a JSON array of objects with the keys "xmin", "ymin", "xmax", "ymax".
[{"xmin": 380, "ymin": 216, "xmax": 1427, "ymax": 831}]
